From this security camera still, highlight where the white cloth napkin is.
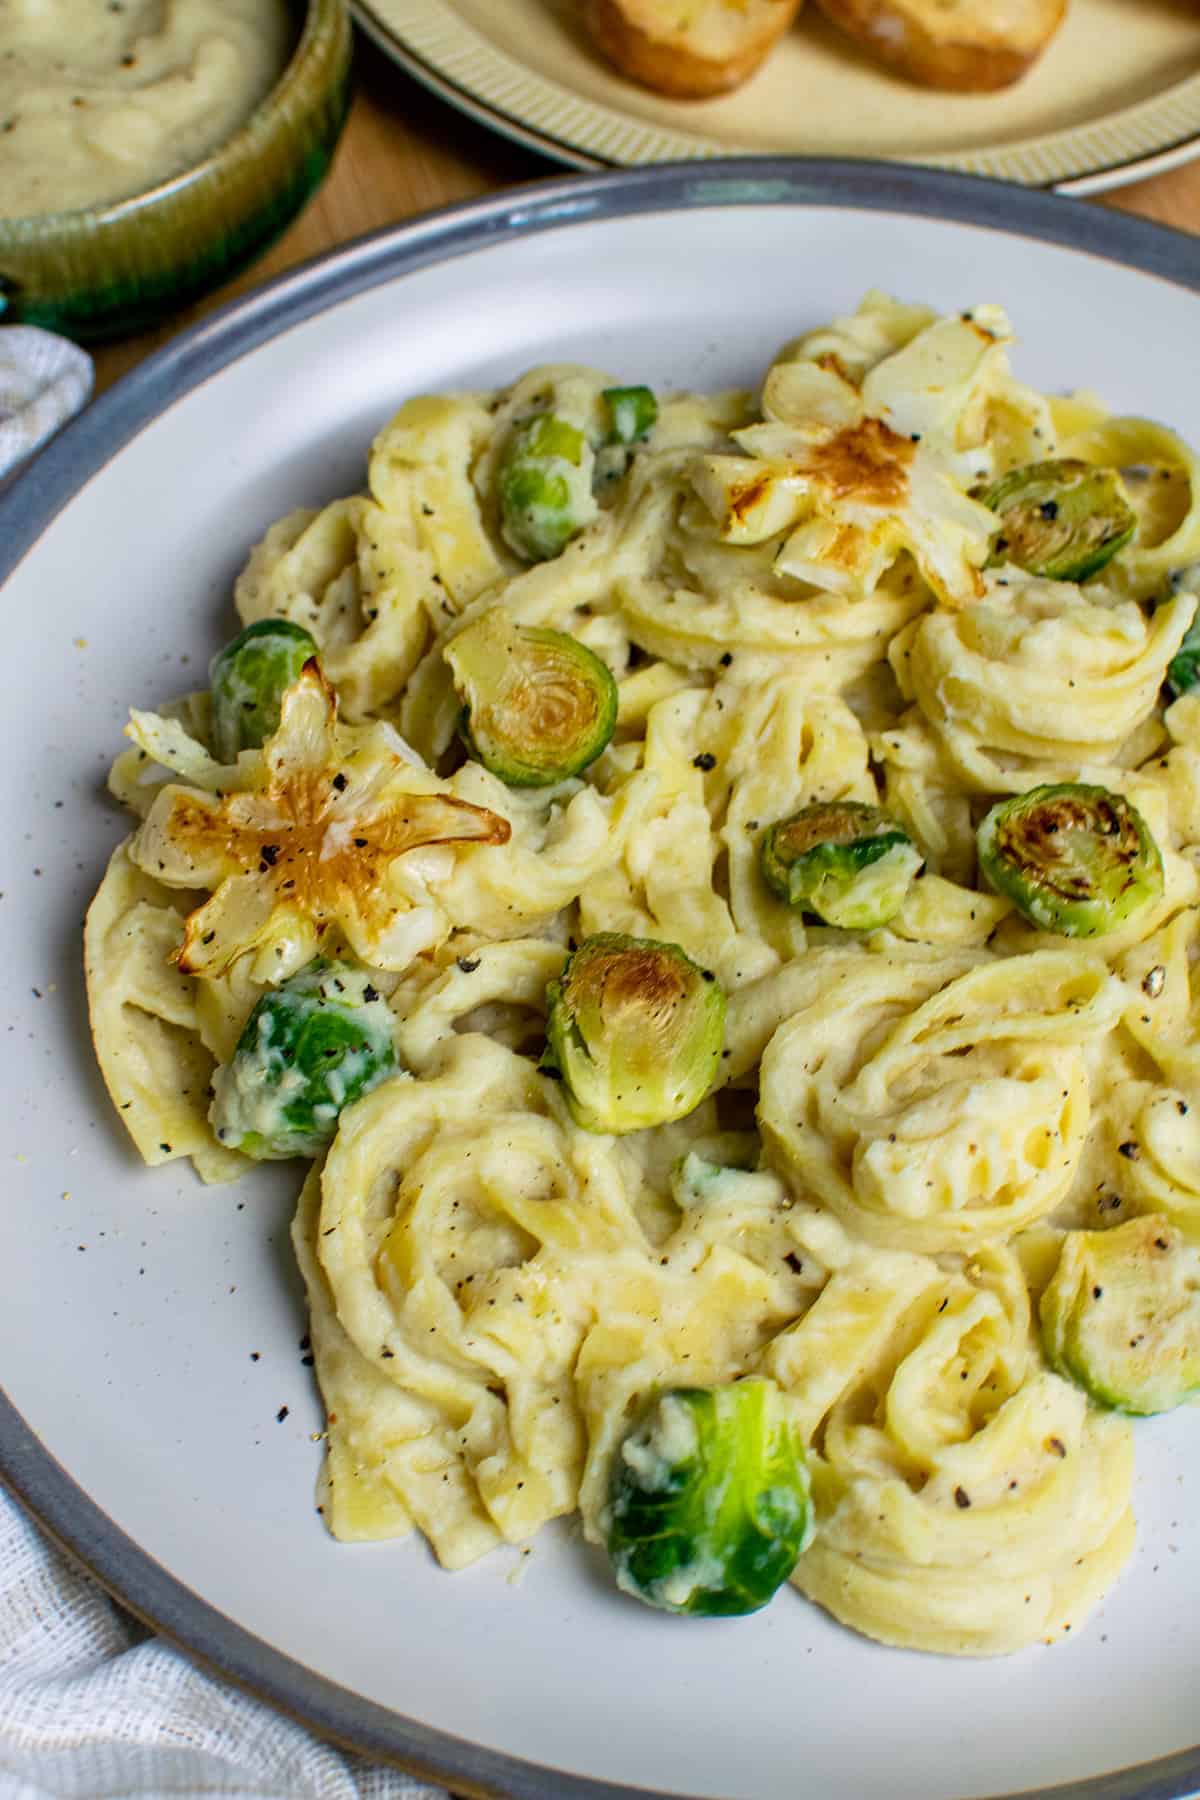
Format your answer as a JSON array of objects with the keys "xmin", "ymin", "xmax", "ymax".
[
  {"xmin": 0, "ymin": 1485, "xmax": 449, "ymax": 1800},
  {"xmin": 0, "ymin": 326, "xmax": 94, "ymax": 485}
]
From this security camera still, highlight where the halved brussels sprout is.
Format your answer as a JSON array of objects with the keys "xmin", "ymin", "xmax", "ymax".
[
  {"xmin": 759, "ymin": 802, "xmax": 923, "ymax": 930},
  {"xmin": 498, "ymin": 412, "xmax": 598, "ymax": 562},
  {"xmin": 1040, "ymin": 1215, "xmax": 1200, "ymax": 1415},
  {"xmin": 210, "ymin": 959, "xmax": 398, "ymax": 1159},
  {"xmin": 601, "ymin": 385, "xmax": 658, "ymax": 447},
  {"xmin": 979, "ymin": 459, "xmax": 1135, "ymax": 582},
  {"xmin": 1167, "ymin": 602, "xmax": 1200, "ymax": 698},
  {"xmin": 605, "ymin": 1379, "xmax": 813, "ymax": 1617},
  {"xmin": 209, "ymin": 618, "xmax": 319, "ymax": 762},
  {"xmin": 543, "ymin": 932, "xmax": 725, "ymax": 1134},
  {"xmin": 977, "ymin": 783, "xmax": 1162, "ymax": 937},
  {"xmin": 445, "ymin": 607, "xmax": 617, "ymax": 788}
]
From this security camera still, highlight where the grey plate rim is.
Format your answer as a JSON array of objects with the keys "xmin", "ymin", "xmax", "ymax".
[{"xmin": 2, "ymin": 158, "xmax": 1200, "ymax": 1800}]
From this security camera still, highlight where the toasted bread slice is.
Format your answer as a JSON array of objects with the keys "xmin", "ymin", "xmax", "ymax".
[
  {"xmin": 583, "ymin": 0, "xmax": 805, "ymax": 99},
  {"xmin": 814, "ymin": 0, "xmax": 1067, "ymax": 89}
]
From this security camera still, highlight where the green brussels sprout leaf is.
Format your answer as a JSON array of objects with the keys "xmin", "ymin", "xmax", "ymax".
[
  {"xmin": 606, "ymin": 1379, "xmax": 813, "ymax": 1616},
  {"xmin": 1166, "ymin": 599, "xmax": 1200, "ymax": 698},
  {"xmin": 498, "ymin": 411, "xmax": 598, "ymax": 562},
  {"xmin": 601, "ymin": 385, "xmax": 658, "ymax": 447},
  {"xmin": 759, "ymin": 802, "xmax": 923, "ymax": 930},
  {"xmin": 979, "ymin": 459, "xmax": 1136, "ymax": 583},
  {"xmin": 445, "ymin": 607, "xmax": 617, "ymax": 788},
  {"xmin": 1040, "ymin": 1215, "xmax": 1200, "ymax": 1415},
  {"xmin": 210, "ymin": 959, "xmax": 399, "ymax": 1159},
  {"xmin": 209, "ymin": 618, "xmax": 319, "ymax": 762},
  {"xmin": 977, "ymin": 783, "xmax": 1162, "ymax": 937},
  {"xmin": 543, "ymin": 933, "xmax": 725, "ymax": 1134}
]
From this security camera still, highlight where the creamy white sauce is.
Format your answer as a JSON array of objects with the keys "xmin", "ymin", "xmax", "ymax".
[
  {"xmin": 0, "ymin": 0, "xmax": 295, "ymax": 220},
  {"xmin": 620, "ymin": 1394, "xmax": 699, "ymax": 1494}
]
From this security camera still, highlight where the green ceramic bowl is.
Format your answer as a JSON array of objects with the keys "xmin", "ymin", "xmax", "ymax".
[{"xmin": 0, "ymin": 0, "xmax": 352, "ymax": 343}]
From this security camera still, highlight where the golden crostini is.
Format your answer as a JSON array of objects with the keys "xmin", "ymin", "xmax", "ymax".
[
  {"xmin": 814, "ymin": 0, "xmax": 1068, "ymax": 91},
  {"xmin": 582, "ymin": 0, "xmax": 805, "ymax": 98}
]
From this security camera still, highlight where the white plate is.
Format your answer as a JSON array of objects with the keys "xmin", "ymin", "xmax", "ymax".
[
  {"xmin": 352, "ymin": 0, "xmax": 1200, "ymax": 194},
  {"xmin": 2, "ymin": 163, "xmax": 1200, "ymax": 1800}
]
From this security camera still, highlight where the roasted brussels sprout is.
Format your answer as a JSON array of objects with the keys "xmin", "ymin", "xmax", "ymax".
[
  {"xmin": 543, "ymin": 933, "xmax": 725, "ymax": 1134},
  {"xmin": 445, "ymin": 607, "xmax": 617, "ymax": 787},
  {"xmin": 759, "ymin": 802, "xmax": 923, "ymax": 930},
  {"xmin": 977, "ymin": 783, "xmax": 1162, "ymax": 937},
  {"xmin": 979, "ymin": 459, "xmax": 1135, "ymax": 582},
  {"xmin": 605, "ymin": 1379, "xmax": 813, "ymax": 1617},
  {"xmin": 498, "ymin": 412, "xmax": 598, "ymax": 562},
  {"xmin": 210, "ymin": 959, "xmax": 398, "ymax": 1159},
  {"xmin": 1166, "ymin": 602, "xmax": 1200, "ymax": 698},
  {"xmin": 601, "ymin": 385, "xmax": 658, "ymax": 447},
  {"xmin": 1040, "ymin": 1216, "xmax": 1200, "ymax": 1415},
  {"xmin": 209, "ymin": 618, "xmax": 319, "ymax": 762}
]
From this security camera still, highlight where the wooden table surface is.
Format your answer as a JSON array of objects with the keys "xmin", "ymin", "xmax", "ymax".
[{"xmin": 92, "ymin": 28, "xmax": 1200, "ymax": 395}]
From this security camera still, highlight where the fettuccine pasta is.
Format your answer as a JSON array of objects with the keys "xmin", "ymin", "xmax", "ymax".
[{"xmin": 86, "ymin": 290, "xmax": 1200, "ymax": 1658}]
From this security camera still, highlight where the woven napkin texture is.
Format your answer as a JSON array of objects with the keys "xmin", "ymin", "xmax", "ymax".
[
  {"xmin": 0, "ymin": 327, "xmax": 93, "ymax": 484},
  {"xmin": 0, "ymin": 1485, "xmax": 450, "ymax": 1800}
]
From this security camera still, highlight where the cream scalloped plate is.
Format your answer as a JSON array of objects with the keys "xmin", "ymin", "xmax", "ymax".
[
  {"xmin": 353, "ymin": 0, "xmax": 1200, "ymax": 193},
  {"xmin": 4, "ymin": 164, "xmax": 1200, "ymax": 1800}
]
